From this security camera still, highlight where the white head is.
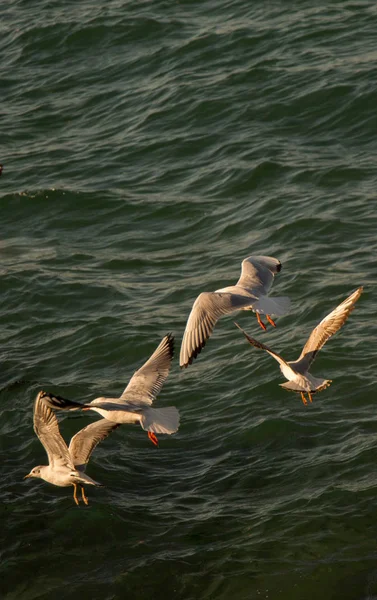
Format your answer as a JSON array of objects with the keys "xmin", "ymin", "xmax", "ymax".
[{"xmin": 24, "ymin": 466, "xmax": 45, "ymax": 480}]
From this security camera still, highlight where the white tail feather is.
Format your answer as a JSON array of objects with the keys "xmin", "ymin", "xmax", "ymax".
[
  {"xmin": 280, "ymin": 379, "xmax": 331, "ymax": 393},
  {"xmin": 75, "ymin": 472, "xmax": 103, "ymax": 486},
  {"xmin": 252, "ymin": 295, "xmax": 291, "ymax": 316},
  {"xmin": 140, "ymin": 407, "xmax": 180, "ymax": 434},
  {"xmin": 279, "ymin": 381, "xmax": 306, "ymax": 392}
]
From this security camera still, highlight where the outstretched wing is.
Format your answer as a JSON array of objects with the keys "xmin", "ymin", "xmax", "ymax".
[
  {"xmin": 120, "ymin": 334, "xmax": 174, "ymax": 405},
  {"xmin": 236, "ymin": 255, "xmax": 282, "ymax": 296},
  {"xmin": 37, "ymin": 391, "xmax": 83, "ymax": 411},
  {"xmin": 179, "ymin": 292, "xmax": 254, "ymax": 368},
  {"xmin": 295, "ymin": 287, "xmax": 363, "ymax": 370},
  {"xmin": 33, "ymin": 391, "xmax": 74, "ymax": 469},
  {"xmin": 68, "ymin": 419, "xmax": 119, "ymax": 472},
  {"xmin": 235, "ymin": 322, "xmax": 300, "ymax": 383},
  {"xmin": 234, "ymin": 322, "xmax": 291, "ymax": 370}
]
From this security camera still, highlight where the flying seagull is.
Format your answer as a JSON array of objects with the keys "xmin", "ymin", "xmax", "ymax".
[
  {"xmin": 235, "ymin": 286, "xmax": 363, "ymax": 405},
  {"xmin": 24, "ymin": 391, "xmax": 119, "ymax": 505},
  {"xmin": 42, "ymin": 334, "xmax": 179, "ymax": 447},
  {"xmin": 180, "ymin": 255, "xmax": 291, "ymax": 368}
]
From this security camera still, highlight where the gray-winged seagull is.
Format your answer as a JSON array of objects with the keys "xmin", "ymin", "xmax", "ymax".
[
  {"xmin": 180, "ymin": 255, "xmax": 291, "ymax": 368},
  {"xmin": 42, "ymin": 334, "xmax": 179, "ymax": 447},
  {"xmin": 24, "ymin": 391, "xmax": 119, "ymax": 505},
  {"xmin": 235, "ymin": 286, "xmax": 363, "ymax": 405}
]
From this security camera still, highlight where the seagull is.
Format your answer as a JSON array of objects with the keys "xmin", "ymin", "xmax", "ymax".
[
  {"xmin": 42, "ymin": 334, "xmax": 179, "ymax": 447},
  {"xmin": 24, "ymin": 391, "xmax": 119, "ymax": 505},
  {"xmin": 235, "ymin": 286, "xmax": 363, "ymax": 405},
  {"xmin": 180, "ymin": 255, "xmax": 291, "ymax": 368}
]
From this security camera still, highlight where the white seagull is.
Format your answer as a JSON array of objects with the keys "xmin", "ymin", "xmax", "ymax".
[
  {"xmin": 180, "ymin": 255, "xmax": 291, "ymax": 368},
  {"xmin": 24, "ymin": 391, "xmax": 119, "ymax": 505},
  {"xmin": 42, "ymin": 334, "xmax": 179, "ymax": 447},
  {"xmin": 235, "ymin": 286, "xmax": 363, "ymax": 405}
]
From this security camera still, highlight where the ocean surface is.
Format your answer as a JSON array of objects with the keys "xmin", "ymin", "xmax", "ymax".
[{"xmin": 1, "ymin": 1, "xmax": 377, "ymax": 599}]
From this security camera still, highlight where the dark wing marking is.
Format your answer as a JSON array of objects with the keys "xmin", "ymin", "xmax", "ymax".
[{"xmin": 180, "ymin": 292, "xmax": 254, "ymax": 368}]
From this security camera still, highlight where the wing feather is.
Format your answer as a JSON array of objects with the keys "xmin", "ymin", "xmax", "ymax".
[
  {"xmin": 296, "ymin": 287, "xmax": 363, "ymax": 368},
  {"xmin": 33, "ymin": 391, "xmax": 73, "ymax": 469},
  {"xmin": 120, "ymin": 334, "xmax": 174, "ymax": 405},
  {"xmin": 234, "ymin": 322, "xmax": 290, "ymax": 369},
  {"xmin": 179, "ymin": 292, "xmax": 254, "ymax": 368},
  {"xmin": 68, "ymin": 419, "xmax": 119, "ymax": 471},
  {"xmin": 236, "ymin": 255, "xmax": 282, "ymax": 295}
]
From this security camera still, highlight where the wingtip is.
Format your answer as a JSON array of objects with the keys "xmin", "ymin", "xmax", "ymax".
[
  {"xmin": 179, "ymin": 338, "xmax": 206, "ymax": 369},
  {"xmin": 164, "ymin": 333, "xmax": 175, "ymax": 359},
  {"xmin": 234, "ymin": 324, "xmax": 263, "ymax": 349},
  {"xmin": 353, "ymin": 286, "xmax": 363, "ymax": 302},
  {"xmin": 345, "ymin": 286, "xmax": 364, "ymax": 309},
  {"xmin": 234, "ymin": 321, "xmax": 249, "ymax": 338},
  {"xmin": 39, "ymin": 391, "xmax": 83, "ymax": 411}
]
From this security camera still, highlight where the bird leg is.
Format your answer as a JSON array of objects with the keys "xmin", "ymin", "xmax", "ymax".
[
  {"xmin": 148, "ymin": 431, "xmax": 159, "ymax": 447},
  {"xmin": 81, "ymin": 486, "xmax": 89, "ymax": 505},
  {"xmin": 256, "ymin": 313, "xmax": 267, "ymax": 331},
  {"xmin": 300, "ymin": 392, "xmax": 308, "ymax": 406},
  {"xmin": 73, "ymin": 483, "xmax": 80, "ymax": 505},
  {"xmin": 308, "ymin": 391, "xmax": 313, "ymax": 403},
  {"xmin": 266, "ymin": 314, "xmax": 276, "ymax": 328}
]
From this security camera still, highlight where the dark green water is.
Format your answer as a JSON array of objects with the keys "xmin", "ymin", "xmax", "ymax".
[{"xmin": 1, "ymin": 2, "xmax": 377, "ymax": 599}]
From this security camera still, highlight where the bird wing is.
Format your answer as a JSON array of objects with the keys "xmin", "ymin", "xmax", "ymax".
[
  {"xmin": 37, "ymin": 391, "xmax": 83, "ymax": 411},
  {"xmin": 295, "ymin": 287, "xmax": 363, "ymax": 370},
  {"xmin": 68, "ymin": 419, "xmax": 120, "ymax": 472},
  {"xmin": 179, "ymin": 292, "xmax": 254, "ymax": 368},
  {"xmin": 236, "ymin": 255, "xmax": 282, "ymax": 296},
  {"xmin": 33, "ymin": 391, "xmax": 74, "ymax": 470},
  {"xmin": 119, "ymin": 334, "xmax": 174, "ymax": 405},
  {"xmin": 234, "ymin": 322, "xmax": 292, "ymax": 371},
  {"xmin": 235, "ymin": 322, "xmax": 300, "ymax": 383}
]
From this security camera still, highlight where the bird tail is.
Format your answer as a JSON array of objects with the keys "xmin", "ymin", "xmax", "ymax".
[
  {"xmin": 279, "ymin": 381, "xmax": 307, "ymax": 392},
  {"xmin": 253, "ymin": 295, "xmax": 291, "ymax": 317},
  {"xmin": 140, "ymin": 407, "xmax": 180, "ymax": 434},
  {"xmin": 312, "ymin": 379, "xmax": 332, "ymax": 393},
  {"xmin": 280, "ymin": 379, "xmax": 332, "ymax": 393},
  {"xmin": 74, "ymin": 471, "xmax": 103, "ymax": 487}
]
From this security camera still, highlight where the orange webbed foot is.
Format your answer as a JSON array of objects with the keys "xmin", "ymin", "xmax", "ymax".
[
  {"xmin": 148, "ymin": 431, "xmax": 159, "ymax": 447},
  {"xmin": 81, "ymin": 486, "xmax": 89, "ymax": 505},
  {"xmin": 256, "ymin": 313, "xmax": 267, "ymax": 331},
  {"xmin": 300, "ymin": 392, "xmax": 308, "ymax": 406},
  {"xmin": 266, "ymin": 314, "xmax": 276, "ymax": 328},
  {"xmin": 73, "ymin": 483, "xmax": 80, "ymax": 505}
]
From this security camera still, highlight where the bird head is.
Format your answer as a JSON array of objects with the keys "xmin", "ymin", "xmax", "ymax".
[{"xmin": 24, "ymin": 466, "xmax": 43, "ymax": 480}]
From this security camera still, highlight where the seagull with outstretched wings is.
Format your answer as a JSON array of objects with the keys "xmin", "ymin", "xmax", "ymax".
[
  {"xmin": 235, "ymin": 287, "xmax": 363, "ymax": 405},
  {"xmin": 24, "ymin": 391, "xmax": 119, "ymax": 505},
  {"xmin": 180, "ymin": 255, "xmax": 291, "ymax": 368},
  {"xmin": 41, "ymin": 334, "xmax": 179, "ymax": 447}
]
